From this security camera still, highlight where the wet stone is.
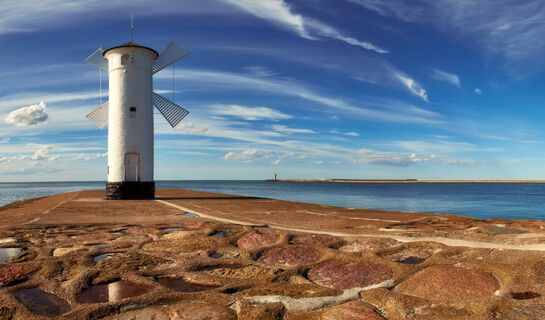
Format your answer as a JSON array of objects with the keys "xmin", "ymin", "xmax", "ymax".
[
  {"xmin": 259, "ymin": 246, "xmax": 321, "ymax": 267},
  {"xmin": 308, "ymin": 260, "xmax": 392, "ymax": 289},
  {"xmin": 101, "ymin": 307, "xmax": 170, "ymax": 320},
  {"xmin": 210, "ymin": 253, "xmax": 223, "ymax": 259},
  {"xmin": 180, "ymin": 212, "xmax": 198, "ymax": 217},
  {"xmin": 80, "ymin": 280, "xmax": 150, "ymax": 303},
  {"xmin": 0, "ymin": 247, "xmax": 22, "ymax": 263},
  {"xmin": 0, "ymin": 265, "xmax": 30, "ymax": 287},
  {"xmin": 493, "ymin": 305, "xmax": 545, "ymax": 320},
  {"xmin": 288, "ymin": 234, "xmax": 339, "ymax": 246},
  {"xmin": 170, "ymin": 302, "xmax": 237, "ymax": 320},
  {"xmin": 291, "ymin": 300, "xmax": 385, "ymax": 320},
  {"xmin": 339, "ymin": 238, "xmax": 399, "ymax": 253},
  {"xmin": 16, "ymin": 288, "xmax": 70, "ymax": 317},
  {"xmin": 96, "ymin": 253, "xmax": 168, "ymax": 270},
  {"xmin": 53, "ymin": 246, "xmax": 86, "ymax": 257},
  {"xmin": 380, "ymin": 246, "xmax": 434, "ymax": 264},
  {"xmin": 237, "ymin": 231, "xmax": 278, "ymax": 251},
  {"xmin": 484, "ymin": 226, "xmax": 526, "ymax": 234},
  {"xmin": 158, "ymin": 277, "xmax": 219, "ymax": 292},
  {"xmin": 398, "ymin": 257, "xmax": 425, "ymax": 265},
  {"xmin": 396, "ymin": 265, "xmax": 499, "ymax": 301},
  {"xmin": 93, "ymin": 253, "xmax": 115, "ymax": 262}
]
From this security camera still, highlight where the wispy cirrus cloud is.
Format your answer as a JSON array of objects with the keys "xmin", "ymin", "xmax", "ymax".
[
  {"xmin": 0, "ymin": 0, "xmax": 229, "ymax": 34},
  {"xmin": 349, "ymin": 0, "xmax": 545, "ymax": 72},
  {"xmin": 394, "ymin": 72, "xmax": 429, "ymax": 102},
  {"xmin": 212, "ymin": 105, "xmax": 292, "ymax": 121},
  {"xmin": 429, "ymin": 69, "xmax": 460, "ymax": 87},
  {"xmin": 271, "ymin": 124, "xmax": 315, "ymax": 134},
  {"xmin": 218, "ymin": 0, "xmax": 388, "ymax": 53},
  {"xmin": 165, "ymin": 68, "xmax": 441, "ymax": 124}
]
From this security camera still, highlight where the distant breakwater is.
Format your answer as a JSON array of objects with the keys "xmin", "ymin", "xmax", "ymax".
[{"xmin": 266, "ymin": 179, "xmax": 545, "ymax": 183}]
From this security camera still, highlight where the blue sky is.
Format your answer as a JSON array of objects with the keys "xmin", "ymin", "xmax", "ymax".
[{"xmin": 1, "ymin": 0, "xmax": 545, "ymax": 181}]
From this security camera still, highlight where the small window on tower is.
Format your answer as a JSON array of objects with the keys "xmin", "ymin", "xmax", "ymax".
[
  {"xmin": 121, "ymin": 54, "xmax": 132, "ymax": 65},
  {"xmin": 130, "ymin": 106, "xmax": 136, "ymax": 118}
]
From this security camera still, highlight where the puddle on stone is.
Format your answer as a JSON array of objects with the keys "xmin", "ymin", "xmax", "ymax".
[
  {"xmin": 0, "ymin": 247, "xmax": 22, "ymax": 263},
  {"xmin": 93, "ymin": 253, "xmax": 115, "ymax": 262},
  {"xmin": 179, "ymin": 212, "xmax": 197, "ymax": 217},
  {"xmin": 16, "ymin": 288, "xmax": 70, "ymax": 317},
  {"xmin": 80, "ymin": 281, "xmax": 150, "ymax": 303},
  {"xmin": 511, "ymin": 291, "xmax": 541, "ymax": 300},
  {"xmin": 210, "ymin": 232, "xmax": 225, "ymax": 238},
  {"xmin": 394, "ymin": 224, "xmax": 414, "ymax": 227},
  {"xmin": 162, "ymin": 227, "xmax": 182, "ymax": 232},
  {"xmin": 210, "ymin": 253, "xmax": 223, "ymax": 259},
  {"xmin": 158, "ymin": 277, "xmax": 218, "ymax": 292},
  {"xmin": 86, "ymin": 243, "xmax": 106, "ymax": 247},
  {"xmin": 398, "ymin": 257, "xmax": 425, "ymax": 265}
]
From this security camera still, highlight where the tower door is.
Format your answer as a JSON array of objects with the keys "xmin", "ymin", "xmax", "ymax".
[{"xmin": 125, "ymin": 153, "xmax": 140, "ymax": 182}]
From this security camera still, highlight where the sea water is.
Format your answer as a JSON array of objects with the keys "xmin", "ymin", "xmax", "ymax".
[{"xmin": 1, "ymin": 181, "xmax": 545, "ymax": 221}]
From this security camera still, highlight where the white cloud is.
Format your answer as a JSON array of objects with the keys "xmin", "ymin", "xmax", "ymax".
[
  {"xmin": 271, "ymin": 159, "xmax": 282, "ymax": 165},
  {"xmin": 394, "ymin": 73, "xmax": 429, "ymax": 102},
  {"xmin": 271, "ymin": 124, "xmax": 315, "ymax": 134},
  {"xmin": 0, "ymin": 138, "xmax": 9, "ymax": 143},
  {"xmin": 356, "ymin": 148, "xmax": 431, "ymax": 166},
  {"xmin": 430, "ymin": 69, "xmax": 460, "ymax": 87},
  {"xmin": 219, "ymin": 0, "xmax": 387, "ymax": 53},
  {"xmin": 212, "ymin": 105, "xmax": 292, "ymax": 121},
  {"xmin": 223, "ymin": 149, "xmax": 294, "ymax": 161},
  {"xmin": 177, "ymin": 122, "xmax": 209, "ymax": 134},
  {"xmin": 4, "ymin": 102, "xmax": 48, "ymax": 127},
  {"xmin": 72, "ymin": 152, "xmax": 107, "ymax": 161},
  {"xmin": 330, "ymin": 130, "xmax": 359, "ymax": 136},
  {"xmin": 474, "ymin": 88, "xmax": 482, "ymax": 95},
  {"xmin": 16, "ymin": 146, "xmax": 59, "ymax": 161}
]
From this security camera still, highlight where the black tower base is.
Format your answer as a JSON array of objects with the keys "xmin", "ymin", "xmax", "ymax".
[{"xmin": 106, "ymin": 182, "xmax": 155, "ymax": 200}]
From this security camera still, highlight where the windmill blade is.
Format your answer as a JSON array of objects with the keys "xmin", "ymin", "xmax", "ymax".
[
  {"xmin": 84, "ymin": 48, "xmax": 108, "ymax": 70},
  {"xmin": 152, "ymin": 93, "xmax": 189, "ymax": 128},
  {"xmin": 152, "ymin": 42, "xmax": 189, "ymax": 74},
  {"xmin": 86, "ymin": 101, "xmax": 109, "ymax": 129}
]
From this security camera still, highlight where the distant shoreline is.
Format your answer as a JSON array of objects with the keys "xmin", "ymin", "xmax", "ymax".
[{"xmin": 266, "ymin": 179, "xmax": 545, "ymax": 183}]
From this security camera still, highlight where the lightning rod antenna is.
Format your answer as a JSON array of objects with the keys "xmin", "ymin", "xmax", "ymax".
[{"xmin": 130, "ymin": 13, "xmax": 134, "ymax": 43}]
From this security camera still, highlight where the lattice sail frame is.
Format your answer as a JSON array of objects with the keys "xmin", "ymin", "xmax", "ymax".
[
  {"xmin": 86, "ymin": 101, "xmax": 109, "ymax": 129},
  {"xmin": 84, "ymin": 48, "xmax": 108, "ymax": 71},
  {"xmin": 152, "ymin": 93, "xmax": 189, "ymax": 128},
  {"xmin": 153, "ymin": 42, "xmax": 189, "ymax": 74}
]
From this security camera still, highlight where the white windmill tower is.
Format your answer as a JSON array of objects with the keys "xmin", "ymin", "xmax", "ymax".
[{"xmin": 84, "ymin": 40, "xmax": 189, "ymax": 200}]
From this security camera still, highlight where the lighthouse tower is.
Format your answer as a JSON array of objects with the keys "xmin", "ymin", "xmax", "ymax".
[
  {"xmin": 84, "ymin": 42, "xmax": 190, "ymax": 200},
  {"xmin": 104, "ymin": 43, "xmax": 157, "ymax": 199}
]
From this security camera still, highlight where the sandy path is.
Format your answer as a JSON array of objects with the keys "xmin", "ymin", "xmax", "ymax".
[{"xmin": 158, "ymin": 199, "xmax": 545, "ymax": 252}]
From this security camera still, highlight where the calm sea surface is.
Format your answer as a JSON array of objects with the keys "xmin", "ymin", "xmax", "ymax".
[{"xmin": 1, "ymin": 180, "xmax": 545, "ymax": 221}]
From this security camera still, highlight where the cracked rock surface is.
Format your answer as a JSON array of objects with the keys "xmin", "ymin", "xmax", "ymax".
[{"xmin": 1, "ymin": 189, "xmax": 545, "ymax": 319}]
